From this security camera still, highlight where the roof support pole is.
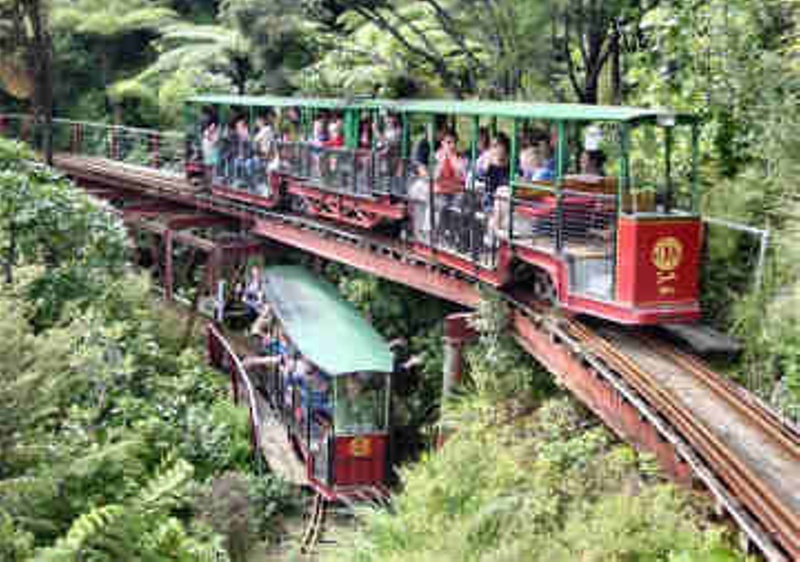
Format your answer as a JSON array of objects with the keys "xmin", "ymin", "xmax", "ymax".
[
  {"xmin": 508, "ymin": 118, "xmax": 519, "ymax": 242},
  {"xmin": 664, "ymin": 125, "xmax": 673, "ymax": 212},
  {"xmin": 469, "ymin": 116, "xmax": 479, "ymax": 191},
  {"xmin": 428, "ymin": 115, "xmax": 437, "ymax": 248},
  {"xmin": 163, "ymin": 229, "xmax": 174, "ymax": 302},
  {"xmin": 555, "ymin": 120, "xmax": 566, "ymax": 253},
  {"xmin": 691, "ymin": 122, "xmax": 700, "ymax": 213}
]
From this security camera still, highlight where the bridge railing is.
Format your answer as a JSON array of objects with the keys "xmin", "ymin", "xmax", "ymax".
[
  {"xmin": 207, "ymin": 323, "xmax": 263, "ymax": 453},
  {"xmin": 0, "ymin": 113, "xmax": 186, "ymax": 175}
]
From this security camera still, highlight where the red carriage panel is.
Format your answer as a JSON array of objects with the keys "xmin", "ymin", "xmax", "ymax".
[
  {"xmin": 333, "ymin": 434, "xmax": 388, "ymax": 487},
  {"xmin": 615, "ymin": 216, "xmax": 702, "ymax": 309}
]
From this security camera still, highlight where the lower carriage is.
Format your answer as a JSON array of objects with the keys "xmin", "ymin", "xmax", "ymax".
[{"xmin": 243, "ymin": 266, "xmax": 393, "ymax": 500}]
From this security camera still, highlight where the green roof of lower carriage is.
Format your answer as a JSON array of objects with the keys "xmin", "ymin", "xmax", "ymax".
[
  {"xmin": 187, "ymin": 93, "xmax": 692, "ymax": 124},
  {"xmin": 262, "ymin": 266, "xmax": 394, "ymax": 376}
]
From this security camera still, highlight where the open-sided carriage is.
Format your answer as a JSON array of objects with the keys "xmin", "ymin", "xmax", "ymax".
[
  {"xmin": 187, "ymin": 95, "xmax": 704, "ymax": 326},
  {"xmin": 210, "ymin": 266, "xmax": 393, "ymax": 501}
]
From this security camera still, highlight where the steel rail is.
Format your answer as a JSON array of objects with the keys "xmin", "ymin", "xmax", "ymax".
[{"xmin": 567, "ymin": 323, "xmax": 799, "ymax": 560}]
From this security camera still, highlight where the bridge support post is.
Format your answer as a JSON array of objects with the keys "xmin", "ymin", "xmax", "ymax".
[
  {"xmin": 437, "ymin": 313, "xmax": 479, "ymax": 449},
  {"xmin": 442, "ymin": 312, "xmax": 478, "ymax": 398}
]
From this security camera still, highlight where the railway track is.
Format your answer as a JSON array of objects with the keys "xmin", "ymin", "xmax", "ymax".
[
  {"xmin": 300, "ymin": 493, "xmax": 326, "ymax": 555},
  {"xmin": 57, "ymin": 155, "xmax": 800, "ymax": 561},
  {"xmin": 564, "ymin": 322, "xmax": 800, "ymax": 561}
]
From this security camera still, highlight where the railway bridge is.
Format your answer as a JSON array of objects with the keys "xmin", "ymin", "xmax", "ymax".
[{"xmin": 2, "ymin": 116, "xmax": 799, "ymax": 562}]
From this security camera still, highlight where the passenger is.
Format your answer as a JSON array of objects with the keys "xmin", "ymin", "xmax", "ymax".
[
  {"xmin": 521, "ymin": 142, "xmax": 555, "ymax": 182},
  {"xmin": 581, "ymin": 149, "xmax": 606, "ymax": 176},
  {"xmin": 282, "ymin": 107, "xmax": 302, "ymax": 142},
  {"xmin": 474, "ymin": 127, "xmax": 491, "ymax": 178},
  {"xmin": 434, "ymin": 129, "xmax": 466, "ymax": 198},
  {"xmin": 375, "ymin": 114, "xmax": 404, "ymax": 187},
  {"xmin": 229, "ymin": 115, "xmax": 255, "ymax": 188},
  {"xmin": 324, "ymin": 118, "xmax": 345, "ymax": 149},
  {"xmin": 311, "ymin": 115, "xmax": 328, "ymax": 147},
  {"xmin": 412, "ymin": 116, "xmax": 448, "ymax": 176},
  {"xmin": 201, "ymin": 119, "xmax": 220, "ymax": 190},
  {"xmin": 408, "ymin": 172, "xmax": 432, "ymax": 244},
  {"xmin": 309, "ymin": 115, "xmax": 328, "ymax": 178},
  {"xmin": 253, "ymin": 111, "xmax": 276, "ymax": 158},
  {"xmin": 242, "ymin": 265, "xmax": 263, "ymax": 320},
  {"xmin": 306, "ymin": 368, "xmax": 332, "ymax": 417},
  {"xmin": 481, "ymin": 133, "xmax": 510, "ymax": 211},
  {"xmin": 358, "ymin": 117, "xmax": 372, "ymax": 149}
]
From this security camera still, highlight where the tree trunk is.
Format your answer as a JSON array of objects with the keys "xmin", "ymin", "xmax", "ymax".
[
  {"xmin": 583, "ymin": 69, "xmax": 600, "ymax": 105},
  {"xmin": 611, "ymin": 31, "xmax": 622, "ymax": 105},
  {"xmin": 4, "ymin": 223, "xmax": 15, "ymax": 285},
  {"xmin": 26, "ymin": 0, "xmax": 53, "ymax": 164}
]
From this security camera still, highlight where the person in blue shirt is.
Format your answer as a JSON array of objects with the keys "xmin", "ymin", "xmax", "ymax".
[{"xmin": 520, "ymin": 142, "xmax": 555, "ymax": 182}]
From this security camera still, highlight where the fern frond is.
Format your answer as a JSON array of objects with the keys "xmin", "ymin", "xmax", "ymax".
[
  {"xmin": 36, "ymin": 504, "xmax": 125, "ymax": 562},
  {"xmin": 135, "ymin": 456, "xmax": 194, "ymax": 514}
]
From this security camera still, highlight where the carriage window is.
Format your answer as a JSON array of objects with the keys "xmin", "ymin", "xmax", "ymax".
[
  {"xmin": 628, "ymin": 123, "xmax": 694, "ymax": 215},
  {"xmin": 333, "ymin": 373, "xmax": 388, "ymax": 434}
]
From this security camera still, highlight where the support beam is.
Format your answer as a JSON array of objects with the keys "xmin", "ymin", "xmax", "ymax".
[
  {"xmin": 163, "ymin": 229, "xmax": 174, "ymax": 301},
  {"xmin": 165, "ymin": 214, "xmax": 235, "ymax": 231},
  {"xmin": 442, "ymin": 313, "xmax": 478, "ymax": 398}
]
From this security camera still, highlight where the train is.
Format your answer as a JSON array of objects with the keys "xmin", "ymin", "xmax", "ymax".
[
  {"xmin": 184, "ymin": 95, "xmax": 703, "ymax": 325},
  {"xmin": 208, "ymin": 266, "xmax": 394, "ymax": 501}
]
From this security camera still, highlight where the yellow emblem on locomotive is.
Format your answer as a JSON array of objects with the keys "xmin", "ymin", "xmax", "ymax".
[
  {"xmin": 651, "ymin": 237, "xmax": 683, "ymax": 272},
  {"xmin": 350, "ymin": 437, "xmax": 372, "ymax": 458}
]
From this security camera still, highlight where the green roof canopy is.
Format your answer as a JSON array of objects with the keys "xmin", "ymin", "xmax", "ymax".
[
  {"xmin": 187, "ymin": 94, "xmax": 693, "ymax": 124},
  {"xmin": 188, "ymin": 94, "xmax": 354, "ymax": 111},
  {"xmin": 262, "ymin": 266, "xmax": 394, "ymax": 376}
]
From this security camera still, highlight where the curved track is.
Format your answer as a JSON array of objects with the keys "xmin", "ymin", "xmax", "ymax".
[
  {"xmin": 55, "ymin": 155, "xmax": 800, "ymax": 561},
  {"xmin": 566, "ymin": 322, "xmax": 800, "ymax": 560}
]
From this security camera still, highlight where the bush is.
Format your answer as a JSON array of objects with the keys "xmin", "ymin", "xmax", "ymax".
[{"xmin": 326, "ymin": 397, "xmax": 744, "ymax": 562}]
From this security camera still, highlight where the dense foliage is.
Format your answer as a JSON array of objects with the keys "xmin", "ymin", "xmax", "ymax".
[
  {"xmin": 2, "ymin": 1, "xmax": 800, "ymax": 559},
  {"xmin": 329, "ymin": 395, "xmax": 745, "ymax": 562},
  {"xmin": 3, "ymin": 0, "xmax": 798, "ymax": 411},
  {"xmin": 0, "ymin": 149, "xmax": 298, "ymax": 561}
]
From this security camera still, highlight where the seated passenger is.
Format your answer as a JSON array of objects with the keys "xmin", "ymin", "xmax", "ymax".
[
  {"xmin": 473, "ymin": 127, "xmax": 491, "ymax": 178},
  {"xmin": 324, "ymin": 118, "xmax": 345, "ymax": 149},
  {"xmin": 412, "ymin": 116, "xmax": 448, "ymax": 177},
  {"xmin": 581, "ymin": 149, "xmax": 606, "ymax": 177},
  {"xmin": 358, "ymin": 118, "xmax": 372, "ymax": 149},
  {"xmin": 201, "ymin": 120, "xmax": 220, "ymax": 190},
  {"xmin": 375, "ymin": 114, "xmax": 404, "ymax": 185},
  {"xmin": 254, "ymin": 111, "xmax": 276, "ymax": 158},
  {"xmin": 481, "ymin": 133, "xmax": 510, "ymax": 212},
  {"xmin": 520, "ymin": 142, "xmax": 555, "ymax": 182},
  {"xmin": 311, "ymin": 116, "xmax": 328, "ymax": 147},
  {"xmin": 375, "ymin": 114, "xmax": 401, "ymax": 151},
  {"xmin": 242, "ymin": 266, "xmax": 263, "ymax": 320}
]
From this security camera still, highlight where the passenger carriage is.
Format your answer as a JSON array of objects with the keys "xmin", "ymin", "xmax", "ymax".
[
  {"xmin": 185, "ymin": 96, "xmax": 703, "ymax": 325},
  {"xmin": 249, "ymin": 266, "xmax": 393, "ymax": 500}
]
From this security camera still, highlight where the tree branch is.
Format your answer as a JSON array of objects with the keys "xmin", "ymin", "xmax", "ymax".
[
  {"xmin": 421, "ymin": 0, "xmax": 486, "ymax": 75},
  {"xmin": 353, "ymin": 5, "xmax": 462, "ymax": 93}
]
